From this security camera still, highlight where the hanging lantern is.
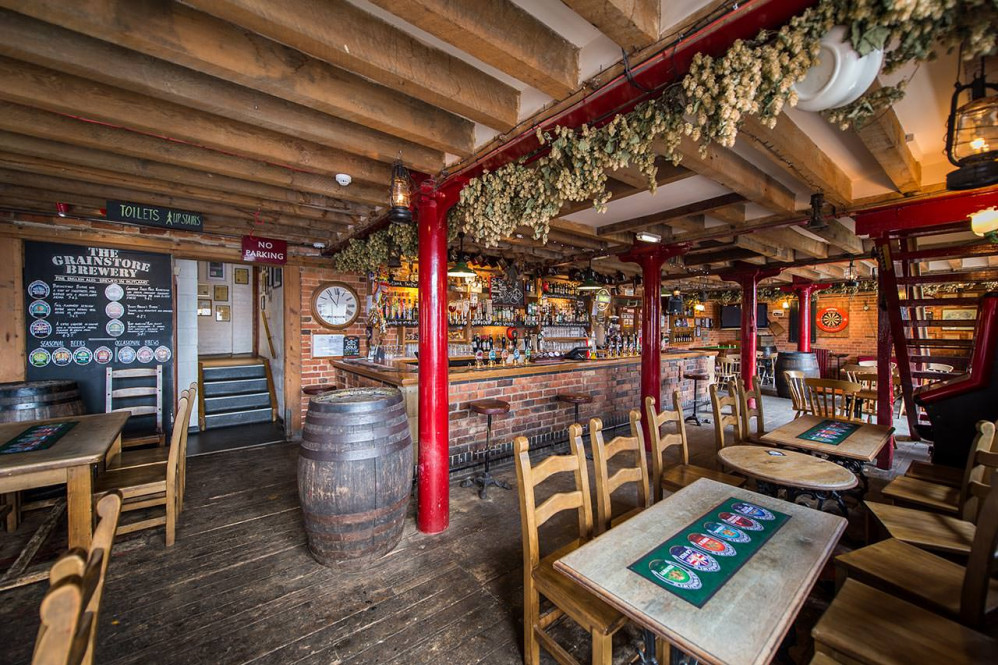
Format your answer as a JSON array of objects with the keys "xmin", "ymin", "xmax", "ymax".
[
  {"xmin": 577, "ymin": 259, "xmax": 602, "ymax": 291},
  {"xmin": 447, "ymin": 232, "xmax": 476, "ymax": 279},
  {"xmin": 945, "ymin": 59, "xmax": 998, "ymax": 190},
  {"xmin": 387, "ymin": 157, "xmax": 412, "ymax": 222},
  {"xmin": 970, "ymin": 206, "xmax": 998, "ymax": 243}
]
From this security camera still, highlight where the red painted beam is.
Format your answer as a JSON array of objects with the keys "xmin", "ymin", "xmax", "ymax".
[
  {"xmin": 416, "ymin": 180, "xmax": 449, "ymax": 534},
  {"xmin": 854, "ymin": 187, "xmax": 998, "ymax": 237}
]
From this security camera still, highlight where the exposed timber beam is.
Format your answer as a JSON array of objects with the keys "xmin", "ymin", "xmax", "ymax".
[
  {"xmin": 708, "ymin": 204, "xmax": 747, "ymax": 225},
  {"xmin": 853, "ymin": 82, "xmax": 922, "ymax": 195},
  {"xmin": 560, "ymin": 0, "xmax": 660, "ymax": 50},
  {"xmin": 809, "ymin": 217, "xmax": 864, "ymax": 255},
  {"xmin": 664, "ymin": 215, "xmax": 706, "ymax": 234},
  {"xmin": 0, "ymin": 0, "xmax": 474, "ymax": 156},
  {"xmin": 366, "ymin": 0, "xmax": 578, "ymax": 99},
  {"xmin": 183, "ymin": 0, "xmax": 519, "ymax": 130},
  {"xmin": 735, "ymin": 233, "xmax": 794, "ymax": 262},
  {"xmin": 684, "ymin": 247, "xmax": 756, "ymax": 267},
  {"xmin": 740, "ymin": 112, "xmax": 853, "ymax": 207},
  {"xmin": 0, "ymin": 10, "xmax": 443, "ymax": 174},
  {"xmin": 783, "ymin": 267, "xmax": 823, "ymax": 280},
  {"xmin": 765, "ymin": 227, "xmax": 829, "ymax": 259},
  {"xmin": 559, "ymin": 162, "xmax": 693, "ymax": 215},
  {"xmin": 596, "ymin": 193, "xmax": 745, "ymax": 235}
]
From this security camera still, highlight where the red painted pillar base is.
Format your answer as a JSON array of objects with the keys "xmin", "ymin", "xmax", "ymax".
[{"xmin": 417, "ymin": 180, "xmax": 449, "ymax": 533}]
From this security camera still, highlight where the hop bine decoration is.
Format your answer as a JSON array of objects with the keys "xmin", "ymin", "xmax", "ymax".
[{"xmin": 331, "ymin": 222, "xmax": 418, "ymax": 273}]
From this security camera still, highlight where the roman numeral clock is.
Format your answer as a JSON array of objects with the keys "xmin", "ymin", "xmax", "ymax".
[{"xmin": 311, "ymin": 281, "xmax": 360, "ymax": 329}]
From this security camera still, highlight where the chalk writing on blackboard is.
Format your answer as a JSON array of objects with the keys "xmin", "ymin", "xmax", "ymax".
[{"xmin": 490, "ymin": 276, "xmax": 524, "ymax": 306}]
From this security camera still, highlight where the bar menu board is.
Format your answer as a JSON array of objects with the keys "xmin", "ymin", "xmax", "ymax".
[{"xmin": 23, "ymin": 242, "xmax": 175, "ymax": 427}]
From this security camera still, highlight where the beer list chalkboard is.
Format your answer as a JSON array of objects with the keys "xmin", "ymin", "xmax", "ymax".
[{"xmin": 23, "ymin": 242, "xmax": 175, "ymax": 431}]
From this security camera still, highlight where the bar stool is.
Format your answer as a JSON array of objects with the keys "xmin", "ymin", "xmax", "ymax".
[
  {"xmin": 461, "ymin": 399, "xmax": 511, "ymax": 499},
  {"xmin": 683, "ymin": 370, "xmax": 711, "ymax": 426},
  {"xmin": 556, "ymin": 392, "xmax": 594, "ymax": 458}
]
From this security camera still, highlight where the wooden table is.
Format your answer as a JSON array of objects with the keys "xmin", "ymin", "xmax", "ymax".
[
  {"xmin": 555, "ymin": 478, "xmax": 846, "ymax": 665},
  {"xmin": 0, "ymin": 412, "xmax": 128, "ymax": 549},
  {"xmin": 760, "ymin": 415, "xmax": 893, "ymax": 463}
]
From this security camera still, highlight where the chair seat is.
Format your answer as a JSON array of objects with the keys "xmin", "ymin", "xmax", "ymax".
[
  {"xmin": 813, "ymin": 580, "xmax": 998, "ymax": 665},
  {"xmin": 904, "ymin": 461, "xmax": 963, "ymax": 488},
  {"xmin": 470, "ymin": 399, "xmax": 510, "ymax": 415},
  {"xmin": 534, "ymin": 542, "xmax": 626, "ymax": 635},
  {"xmin": 556, "ymin": 393, "xmax": 592, "ymax": 406},
  {"xmin": 108, "ymin": 447, "xmax": 169, "ymax": 470},
  {"xmin": 881, "ymin": 476, "xmax": 960, "ymax": 515},
  {"xmin": 864, "ymin": 501, "xmax": 975, "ymax": 557},
  {"xmin": 95, "ymin": 465, "xmax": 167, "ymax": 500},
  {"xmin": 684, "ymin": 372, "xmax": 710, "ymax": 381},
  {"xmin": 661, "ymin": 464, "xmax": 745, "ymax": 493},
  {"xmin": 835, "ymin": 538, "xmax": 998, "ymax": 621}
]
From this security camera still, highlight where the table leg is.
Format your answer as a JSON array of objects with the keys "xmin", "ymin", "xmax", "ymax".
[
  {"xmin": 66, "ymin": 465, "xmax": 94, "ymax": 550},
  {"xmin": 106, "ymin": 433, "xmax": 122, "ymax": 469}
]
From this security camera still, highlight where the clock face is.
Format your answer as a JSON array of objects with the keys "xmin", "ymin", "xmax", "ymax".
[{"xmin": 313, "ymin": 282, "xmax": 359, "ymax": 329}]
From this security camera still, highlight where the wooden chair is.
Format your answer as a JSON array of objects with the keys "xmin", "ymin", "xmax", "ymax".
[
  {"xmin": 709, "ymin": 381, "xmax": 743, "ymax": 451},
  {"xmin": 811, "ymin": 579, "xmax": 998, "ymax": 665},
  {"xmin": 110, "ymin": 383, "xmax": 197, "ymax": 471},
  {"xmin": 94, "ymin": 395, "xmax": 190, "ymax": 546},
  {"xmin": 32, "ymin": 492, "xmax": 122, "ymax": 665},
  {"xmin": 734, "ymin": 377, "xmax": 765, "ymax": 441},
  {"xmin": 589, "ymin": 411, "xmax": 649, "ymax": 534},
  {"xmin": 881, "ymin": 420, "xmax": 997, "ymax": 517},
  {"xmin": 803, "ymin": 378, "xmax": 862, "ymax": 422},
  {"xmin": 836, "ymin": 472, "xmax": 998, "ymax": 629},
  {"xmin": 783, "ymin": 370, "xmax": 808, "ymax": 419},
  {"xmin": 645, "ymin": 392, "xmax": 744, "ymax": 501},
  {"xmin": 905, "ymin": 415, "xmax": 997, "ymax": 488},
  {"xmin": 105, "ymin": 366, "xmax": 165, "ymax": 448},
  {"xmin": 715, "ymin": 355, "xmax": 739, "ymax": 385},
  {"xmin": 514, "ymin": 429, "xmax": 627, "ymax": 665}
]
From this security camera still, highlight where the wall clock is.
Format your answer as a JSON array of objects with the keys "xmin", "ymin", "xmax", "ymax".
[
  {"xmin": 816, "ymin": 306, "xmax": 849, "ymax": 333},
  {"xmin": 311, "ymin": 281, "xmax": 360, "ymax": 329}
]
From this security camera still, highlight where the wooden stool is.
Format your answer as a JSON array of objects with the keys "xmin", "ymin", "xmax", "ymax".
[
  {"xmin": 556, "ymin": 392, "xmax": 593, "ymax": 432},
  {"xmin": 461, "ymin": 399, "xmax": 511, "ymax": 500},
  {"xmin": 683, "ymin": 371, "xmax": 711, "ymax": 427}
]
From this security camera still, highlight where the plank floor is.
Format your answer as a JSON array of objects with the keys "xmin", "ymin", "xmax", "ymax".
[{"xmin": 0, "ymin": 395, "xmax": 922, "ymax": 665}]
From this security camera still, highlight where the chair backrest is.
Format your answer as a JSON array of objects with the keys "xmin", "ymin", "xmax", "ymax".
[
  {"xmin": 717, "ymin": 356, "xmax": 740, "ymax": 380},
  {"xmin": 166, "ymin": 395, "xmax": 191, "ymax": 518},
  {"xmin": 960, "ymin": 465, "xmax": 998, "ymax": 629},
  {"xmin": 804, "ymin": 378, "xmax": 862, "ymax": 422},
  {"xmin": 590, "ymin": 411, "xmax": 649, "ymax": 533},
  {"xmin": 514, "ymin": 426, "xmax": 594, "ymax": 572},
  {"xmin": 735, "ymin": 377, "xmax": 765, "ymax": 439},
  {"xmin": 710, "ymin": 381, "xmax": 743, "ymax": 450},
  {"xmin": 645, "ymin": 391, "xmax": 689, "ymax": 502},
  {"xmin": 958, "ymin": 420, "xmax": 998, "ymax": 522},
  {"xmin": 783, "ymin": 370, "xmax": 808, "ymax": 414},
  {"xmin": 105, "ymin": 366, "xmax": 164, "ymax": 433}
]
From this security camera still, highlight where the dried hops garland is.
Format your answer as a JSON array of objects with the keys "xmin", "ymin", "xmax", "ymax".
[
  {"xmin": 449, "ymin": 0, "xmax": 997, "ymax": 248},
  {"xmin": 331, "ymin": 222, "xmax": 418, "ymax": 273}
]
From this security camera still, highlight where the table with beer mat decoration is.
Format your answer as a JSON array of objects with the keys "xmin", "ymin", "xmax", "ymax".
[{"xmin": 0, "ymin": 422, "xmax": 77, "ymax": 455}]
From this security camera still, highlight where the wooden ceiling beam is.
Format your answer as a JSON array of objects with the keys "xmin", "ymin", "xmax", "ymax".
[
  {"xmin": 782, "ymin": 267, "xmax": 823, "ymax": 280},
  {"xmin": 854, "ymin": 82, "xmax": 922, "ymax": 194},
  {"xmin": 559, "ymin": 162, "xmax": 694, "ymax": 215},
  {"xmin": 0, "ymin": 58, "xmax": 388, "ymax": 202},
  {"xmin": 596, "ymin": 193, "xmax": 745, "ymax": 235},
  {"xmin": 366, "ymin": 0, "xmax": 578, "ymax": 99},
  {"xmin": 560, "ymin": 0, "xmax": 660, "ymax": 50},
  {"xmin": 0, "ymin": 131, "xmax": 363, "ymax": 223},
  {"xmin": 741, "ymin": 112, "xmax": 853, "ymax": 207},
  {"xmin": 183, "ymin": 0, "xmax": 519, "ymax": 130},
  {"xmin": 708, "ymin": 204, "xmax": 747, "ymax": 225},
  {"xmin": 0, "ymin": 0, "xmax": 474, "ymax": 156},
  {"xmin": 765, "ymin": 227, "xmax": 829, "ymax": 259},
  {"xmin": 808, "ymin": 217, "xmax": 864, "ymax": 255},
  {"xmin": 734, "ymin": 232, "xmax": 794, "ymax": 262},
  {"xmin": 0, "ymin": 102, "xmax": 373, "ymax": 210},
  {"xmin": 684, "ymin": 247, "xmax": 757, "ymax": 267},
  {"xmin": 0, "ymin": 10, "xmax": 443, "ymax": 174}
]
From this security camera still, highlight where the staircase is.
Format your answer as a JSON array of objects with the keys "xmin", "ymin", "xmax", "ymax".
[{"xmin": 198, "ymin": 357, "xmax": 278, "ymax": 430}]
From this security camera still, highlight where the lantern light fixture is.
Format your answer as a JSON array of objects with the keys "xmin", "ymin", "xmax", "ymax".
[
  {"xmin": 782, "ymin": 299, "xmax": 791, "ymax": 310},
  {"xmin": 635, "ymin": 230, "xmax": 662, "ymax": 243},
  {"xmin": 387, "ymin": 156, "xmax": 412, "ymax": 222},
  {"xmin": 447, "ymin": 232, "xmax": 476, "ymax": 279},
  {"xmin": 970, "ymin": 206, "xmax": 998, "ymax": 243},
  {"xmin": 945, "ymin": 58, "xmax": 998, "ymax": 190},
  {"xmin": 577, "ymin": 258, "xmax": 602, "ymax": 291}
]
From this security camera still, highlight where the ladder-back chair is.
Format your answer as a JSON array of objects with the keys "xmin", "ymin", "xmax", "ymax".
[
  {"xmin": 110, "ymin": 383, "xmax": 197, "ymax": 471},
  {"xmin": 710, "ymin": 381, "xmax": 743, "ymax": 451},
  {"xmin": 105, "ymin": 366, "xmax": 164, "ymax": 448},
  {"xmin": 804, "ymin": 378, "xmax": 862, "ymax": 422},
  {"xmin": 735, "ymin": 377, "xmax": 765, "ymax": 441},
  {"xmin": 784, "ymin": 370, "xmax": 808, "ymax": 419},
  {"xmin": 590, "ymin": 411, "xmax": 649, "ymax": 534}
]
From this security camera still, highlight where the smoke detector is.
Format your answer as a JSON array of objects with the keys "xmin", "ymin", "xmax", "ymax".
[{"xmin": 335, "ymin": 173, "xmax": 352, "ymax": 186}]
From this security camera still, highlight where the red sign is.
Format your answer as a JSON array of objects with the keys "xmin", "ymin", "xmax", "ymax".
[{"xmin": 241, "ymin": 236, "xmax": 287, "ymax": 265}]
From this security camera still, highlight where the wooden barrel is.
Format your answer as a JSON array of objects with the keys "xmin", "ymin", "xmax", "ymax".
[
  {"xmin": 298, "ymin": 387, "xmax": 413, "ymax": 567},
  {"xmin": 775, "ymin": 352, "xmax": 819, "ymax": 398},
  {"xmin": 0, "ymin": 380, "xmax": 86, "ymax": 423}
]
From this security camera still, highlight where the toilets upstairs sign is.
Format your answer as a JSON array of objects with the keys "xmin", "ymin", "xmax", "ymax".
[
  {"xmin": 242, "ymin": 236, "xmax": 287, "ymax": 265},
  {"xmin": 105, "ymin": 200, "xmax": 203, "ymax": 231}
]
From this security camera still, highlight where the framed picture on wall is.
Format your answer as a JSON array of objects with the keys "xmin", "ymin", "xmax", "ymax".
[
  {"xmin": 197, "ymin": 284, "xmax": 210, "ymax": 297},
  {"xmin": 208, "ymin": 261, "xmax": 225, "ymax": 280},
  {"xmin": 942, "ymin": 308, "xmax": 975, "ymax": 331},
  {"xmin": 234, "ymin": 267, "xmax": 249, "ymax": 285},
  {"xmin": 270, "ymin": 267, "xmax": 282, "ymax": 288},
  {"xmin": 213, "ymin": 285, "xmax": 229, "ymax": 302},
  {"xmin": 197, "ymin": 299, "xmax": 212, "ymax": 316},
  {"xmin": 215, "ymin": 305, "xmax": 231, "ymax": 322}
]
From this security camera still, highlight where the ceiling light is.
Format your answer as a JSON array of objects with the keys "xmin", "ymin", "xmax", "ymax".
[
  {"xmin": 447, "ymin": 231, "xmax": 477, "ymax": 278},
  {"xmin": 970, "ymin": 206, "xmax": 998, "ymax": 243},
  {"xmin": 946, "ymin": 59, "xmax": 998, "ymax": 190},
  {"xmin": 335, "ymin": 173, "xmax": 352, "ymax": 186},
  {"xmin": 635, "ymin": 231, "xmax": 661, "ymax": 243}
]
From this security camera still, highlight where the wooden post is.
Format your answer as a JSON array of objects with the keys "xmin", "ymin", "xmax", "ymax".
[
  {"xmin": 283, "ymin": 266, "xmax": 302, "ymax": 438},
  {"xmin": 0, "ymin": 238, "xmax": 24, "ymax": 383},
  {"xmin": 417, "ymin": 179, "xmax": 449, "ymax": 534}
]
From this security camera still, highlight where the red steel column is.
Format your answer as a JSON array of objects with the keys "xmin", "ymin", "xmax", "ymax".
[
  {"xmin": 721, "ymin": 265, "xmax": 781, "ymax": 391},
  {"xmin": 780, "ymin": 278, "xmax": 830, "ymax": 353},
  {"xmin": 417, "ymin": 179, "xmax": 449, "ymax": 533},
  {"xmin": 874, "ymin": 243, "xmax": 895, "ymax": 469}
]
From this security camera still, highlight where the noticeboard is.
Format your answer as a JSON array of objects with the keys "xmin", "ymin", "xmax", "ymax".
[{"xmin": 23, "ymin": 242, "xmax": 175, "ymax": 430}]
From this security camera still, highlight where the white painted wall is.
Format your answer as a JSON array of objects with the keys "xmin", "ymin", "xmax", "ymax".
[
  {"xmin": 175, "ymin": 259, "xmax": 199, "ymax": 429},
  {"xmin": 196, "ymin": 261, "xmax": 253, "ymax": 355},
  {"xmin": 258, "ymin": 269, "xmax": 285, "ymax": 418}
]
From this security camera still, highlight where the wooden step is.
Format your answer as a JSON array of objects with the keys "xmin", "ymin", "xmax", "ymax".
[
  {"xmin": 903, "ymin": 320, "xmax": 976, "ymax": 328},
  {"xmin": 908, "ymin": 355, "xmax": 969, "ymax": 366},
  {"xmin": 904, "ymin": 339, "xmax": 974, "ymax": 348},
  {"xmin": 898, "ymin": 298, "xmax": 980, "ymax": 308}
]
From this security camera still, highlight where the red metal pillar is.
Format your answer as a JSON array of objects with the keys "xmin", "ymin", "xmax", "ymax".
[
  {"xmin": 874, "ymin": 242, "xmax": 896, "ymax": 469},
  {"xmin": 417, "ymin": 179, "xmax": 449, "ymax": 533},
  {"xmin": 721, "ymin": 264, "xmax": 781, "ymax": 391},
  {"xmin": 780, "ymin": 277, "xmax": 830, "ymax": 353},
  {"xmin": 621, "ymin": 243, "xmax": 688, "ymax": 444}
]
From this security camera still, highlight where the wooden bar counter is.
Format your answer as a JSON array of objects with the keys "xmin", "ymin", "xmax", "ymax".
[{"xmin": 326, "ymin": 351, "xmax": 714, "ymax": 473}]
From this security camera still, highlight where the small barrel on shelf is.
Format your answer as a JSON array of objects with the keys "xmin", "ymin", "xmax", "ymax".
[
  {"xmin": 0, "ymin": 380, "xmax": 86, "ymax": 423},
  {"xmin": 774, "ymin": 352, "xmax": 820, "ymax": 398},
  {"xmin": 298, "ymin": 387, "xmax": 413, "ymax": 567}
]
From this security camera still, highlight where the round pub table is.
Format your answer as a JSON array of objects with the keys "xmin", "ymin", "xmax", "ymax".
[{"xmin": 718, "ymin": 445, "xmax": 857, "ymax": 514}]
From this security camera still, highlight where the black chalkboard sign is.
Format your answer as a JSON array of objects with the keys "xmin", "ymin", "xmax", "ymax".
[
  {"xmin": 343, "ymin": 336, "xmax": 361, "ymax": 357},
  {"xmin": 490, "ymin": 276, "xmax": 524, "ymax": 306},
  {"xmin": 23, "ymin": 242, "xmax": 176, "ymax": 432}
]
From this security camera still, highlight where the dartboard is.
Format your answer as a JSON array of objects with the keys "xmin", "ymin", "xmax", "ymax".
[{"xmin": 816, "ymin": 306, "xmax": 848, "ymax": 333}]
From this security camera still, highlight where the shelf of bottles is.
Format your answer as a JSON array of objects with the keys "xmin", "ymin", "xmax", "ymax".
[{"xmin": 668, "ymin": 309, "xmax": 713, "ymax": 345}]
